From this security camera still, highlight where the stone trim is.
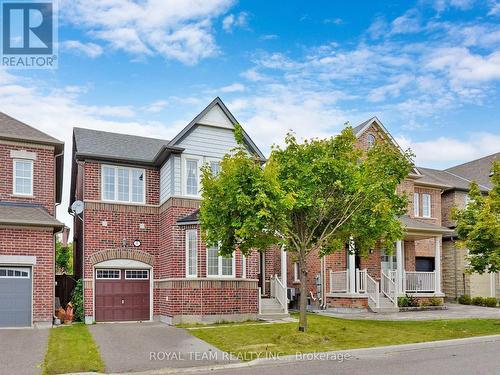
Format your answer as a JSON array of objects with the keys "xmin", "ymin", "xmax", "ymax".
[
  {"xmin": 0, "ymin": 139, "xmax": 54, "ymax": 150},
  {"xmin": 89, "ymin": 248, "xmax": 154, "ymax": 266},
  {"xmin": 85, "ymin": 201, "xmax": 158, "ymax": 214},
  {"xmin": 159, "ymin": 197, "xmax": 200, "ymax": 213},
  {"xmin": 157, "ymin": 279, "xmax": 258, "ymax": 289}
]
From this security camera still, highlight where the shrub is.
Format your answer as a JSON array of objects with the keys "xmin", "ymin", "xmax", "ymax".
[
  {"xmin": 429, "ymin": 297, "xmax": 442, "ymax": 306},
  {"xmin": 71, "ymin": 279, "xmax": 84, "ymax": 322},
  {"xmin": 398, "ymin": 295, "xmax": 419, "ymax": 307},
  {"xmin": 483, "ymin": 297, "xmax": 498, "ymax": 308},
  {"xmin": 472, "ymin": 296, "xmax": 484, "ymax": 306},
  {"xmin": 398, "ymin": 296, "xmax": 409, "ymax": 307},
  {"xmin": 458, "ymin": 294, "xmax": 471, "ymax": 305}
]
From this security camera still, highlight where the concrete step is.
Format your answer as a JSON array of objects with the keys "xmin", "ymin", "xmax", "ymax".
[{"xmin": 258, "ymin": 313, "xmax": 290, "ymax": 320}]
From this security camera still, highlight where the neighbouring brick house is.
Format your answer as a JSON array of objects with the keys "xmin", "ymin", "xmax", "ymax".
[
  {"xmin": 70, "ymin": 98, "xmax": 288, "ymax": 325},
  {"xmin": 419, "ymin": 153, "xmax": 500, "ymax": 301},
  {"xmin": 0, "ymin": 113, "xmax": 65, "ymax": 327},
  {"xmin": 287, "ymin": 118, "xmax": 454, "ymax": 312}
]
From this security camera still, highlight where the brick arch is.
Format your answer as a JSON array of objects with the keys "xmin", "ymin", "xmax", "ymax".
[{"xmin": 90, "ymin": 248, "xmax": 154, "ymax": 266}]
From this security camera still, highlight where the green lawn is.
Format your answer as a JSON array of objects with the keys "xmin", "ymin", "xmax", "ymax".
[
  {"xmin": 42, "ymin": 324, "xmax": 105, "ymax": 375},
  {"xmin": 187, "ymin": 314, "xmax": 500, "ymax": 360}
]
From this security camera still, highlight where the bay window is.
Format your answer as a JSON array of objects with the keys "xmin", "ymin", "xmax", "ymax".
[
  {"xmin": 185, "ymin": 229, "xmax": 198, "ymax": 277},
  {"xmin": 206, "ymin": 246, "xmax": 234, "ymax": 277},
  {"xmin": 101, "ymin": 165, "xmax": 145, "ymax": 203},
  {"xmin": 422, "ymin": 193, "xmax": 431, "ymax": 218}
]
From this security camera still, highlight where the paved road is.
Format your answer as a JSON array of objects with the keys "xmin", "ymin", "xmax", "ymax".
[{"xmin": 154, "ymin": 336, "xmax": 500, "ymax": 375}]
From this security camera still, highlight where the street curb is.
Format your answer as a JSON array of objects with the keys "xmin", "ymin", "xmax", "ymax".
[{"xmin": 68, "ymin": 334, "xmax": 500, "ymax": 375}]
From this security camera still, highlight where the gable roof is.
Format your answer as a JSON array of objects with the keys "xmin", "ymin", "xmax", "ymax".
[
  {"xmin": 0, "ymin": 112, "xmax": 64, "ymax": 152},
  {"xmin": 0, "ymin": 112, "xmax": 65, "ymax": 203},
  {"xmin": 445, "ymin": 152, "xmax": 499, "ymax": 190},
  {"xmin": 73, "ymin": 127, "xmax": 182, "ymax": 165},
  {"xmin": 168, "ymin": 97, "xmax": 265, "ymax": 160},
  {"xmin": 352, "ymin": 116, "xmax": 421, "ymax": 176}
]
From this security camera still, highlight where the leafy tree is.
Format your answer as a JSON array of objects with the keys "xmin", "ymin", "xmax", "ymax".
[
  {"xmin": 453, "ymin": 161, "xmax": 500, "ymax": 273},
  {"xmin": 56, "ymin": 240, "xmax": 73, "ymax": 274},
  {"xmin": 200, "ymin": 126, "xmax": 413, "ymax": 331}
]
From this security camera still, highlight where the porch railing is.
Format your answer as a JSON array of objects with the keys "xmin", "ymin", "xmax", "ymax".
[
  {"xmin": 404, "ymin": 271, "xmax": 435, "ymax": 293},
  {"xmin": 365, "ymin": 273, "xmax": 380, "ymax": 309},
  {"xmin": 330, "ymin": 270, "xmax": 348, "ymax": 293},
  {"xmin": 381, "ymin": 271, "xmax": 397, "ymax": 306},
  {"xmin": 356, "ymin": 268, "xmax": 367, "ymax": 293},
  {"xmin": 270, "ymin": 274, "xmax": 288, "ymax": 313}
]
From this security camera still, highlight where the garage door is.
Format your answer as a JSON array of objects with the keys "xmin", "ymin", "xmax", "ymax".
[
  {"xmin": 0, "ymin": 267, "xmax": 32, "ymax": 327},
  {"xmin": 95, "ymin": 269, "xmax": 150, "ymax": 322}
]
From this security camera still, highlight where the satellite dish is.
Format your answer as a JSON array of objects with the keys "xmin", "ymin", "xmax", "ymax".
[{"xmin": 71, "ymin": 200, "xmax": 84, "ymax": 215}]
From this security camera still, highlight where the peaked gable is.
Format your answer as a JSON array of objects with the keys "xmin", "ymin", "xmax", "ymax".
[
  {"xmin": 168, "ymin": 97, "xmax": 265, "ymax": 160},
  {"xmin": 353, "ymin": 117, "xmax": 421, "ymax": 176}
]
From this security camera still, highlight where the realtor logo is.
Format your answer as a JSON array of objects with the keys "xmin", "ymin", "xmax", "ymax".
[{"xmin": 1, "ymin": 0, "xmax": 58, "ymax": 68}]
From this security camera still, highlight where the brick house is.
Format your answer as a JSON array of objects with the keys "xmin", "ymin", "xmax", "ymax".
[
  {"xmin": 0, "ymin": 113, "xmax": 65, "ymax": 328},
  {"xmin": 419, "ymin": 153, "xmax": 500, "ymax": 301},
  {"xmin": 70, "ymin": 98, "xmax": 288, "ymax": 325},
  {"xmin": 287, "ymin": 118, "xmax": 454, "ymax": 312}
]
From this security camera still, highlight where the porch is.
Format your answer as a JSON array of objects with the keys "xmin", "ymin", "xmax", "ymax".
[{"xmin": 326, "ymin": 217, "xmax": 453, "ymax": 311}]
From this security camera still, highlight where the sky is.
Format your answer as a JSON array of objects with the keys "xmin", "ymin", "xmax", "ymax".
[{"xmin": 0, "ymin": 0, "xmax": 499, "ymax": 229}]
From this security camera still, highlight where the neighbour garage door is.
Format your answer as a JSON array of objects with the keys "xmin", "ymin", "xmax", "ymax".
[
  {"xmin": 95, "ymin": 269, "xmax": 150, "ymax": 322},
  {"xmin": 0, "ymin": 267, "xmax": 32, "ymax": 327}
]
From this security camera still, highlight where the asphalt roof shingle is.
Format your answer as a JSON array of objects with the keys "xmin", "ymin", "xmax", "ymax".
[
  {"xmin": 445, "ymin": 153, "xmax": 499, "ymax": 190},
  {"xmin": 73, "ymin": 127, "xmax": 170, "ymax": 164},
  {"xmin": 0, "ymin": 112, "xmax": 63, "ymax": 148},
  {"xmin": 0, "ymin": 202, "xmax": 64, "ymax": 229}
]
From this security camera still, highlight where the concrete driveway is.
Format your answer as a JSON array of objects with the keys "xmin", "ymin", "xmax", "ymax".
[
  {"xmin": 89, "ymin": 322, "xmax": 237, "ymax": 373},
  {"xmin": 0, "ymin": 328, "xmax": 49, "ymax": 375}
]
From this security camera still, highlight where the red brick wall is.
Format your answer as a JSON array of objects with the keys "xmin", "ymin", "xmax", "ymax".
[
  {"xmin": 0, "ymin": 142, "xmax": 56, "ymax": 214},
  {"xmin": 0, "ymin": 227, "xmax": 54, "ymax": 323}
]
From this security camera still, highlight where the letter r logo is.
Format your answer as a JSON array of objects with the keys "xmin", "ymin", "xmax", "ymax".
[{"xmin": 2, "ymin": 2, "xmax": 53, "ymax": 55}]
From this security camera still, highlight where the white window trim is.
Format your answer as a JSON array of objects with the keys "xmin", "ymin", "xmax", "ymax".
[
  {"xmin": 293, "ymin": 262, "xmax": 300, "ymax": 283},
  {"xmin": 422, "ymin": 193, "xmax": 431, "ymax": 218},
  {"xmin": 101, "ymin": 164, "xmax": 146, "ymax": 204},
  {"xmin": 242, "ymin": 255, "xmax": 246, "ymax": 279},
  {"xmin": 413, "ymin": 192, "xmax": 419, "ymax": 217},
  {"xmin": 206, "ymin": 247, "xmax": 236, "ymax": 278},
  {"xmin": 124, "ymin": 269, "xmax": 149, "ymax": 279},
  {"xmin": 95, "ymin": 269, "xmax": 121, "ymax": 279},
  {"xmin": 181, "ymin": 154, "xmax": 203, "ymax": 197},
  {"xmin": 13, "ymin": 159, "xmax": 34, "ymax": 196},
  {"xmin": 205, "ymin": 157, "xmax": 221, "ymax": 176},
  {"xmin": 0, "ymin": 267, "xmax": 30, "ymax": 278},
  {"xmin": 185, "ymin": 229, "xmax": 198, "ymax": 278}
]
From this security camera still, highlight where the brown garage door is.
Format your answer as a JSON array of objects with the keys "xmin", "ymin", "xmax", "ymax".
[{"xmin": 95, "ymin": 269, "xmax": 150, "ymax": 322}]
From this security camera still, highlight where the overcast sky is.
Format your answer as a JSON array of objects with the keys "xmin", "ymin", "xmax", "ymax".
[{"xmin": 1, "ymin": 0, "xmax": 499, "ymax": 230}]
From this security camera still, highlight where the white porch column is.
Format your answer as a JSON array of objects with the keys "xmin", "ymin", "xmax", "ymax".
[
  {"xmin": 435, "ymin": 236, "xmax": 442, "ymax": 294},
  {"xmin": 348, "ymin": 238, "xmax": 356, "ymax": 293},
  {"xmin": 280, "ymin": 245, "xmax": 287, "ymax": 290},
  {"xmin": 396, "ymin": 240, "xmax": 404, "ymax": 295}
]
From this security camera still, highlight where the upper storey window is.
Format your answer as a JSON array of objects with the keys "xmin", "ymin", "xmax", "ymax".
[
  {"xmin": 13, "ymin": 159, "xmax": 33, "ymax": 196},
  {"xmin": 422, "ymin": 193, "xmax": 431, "ymax": 218},
  {"xmin": 102, "ymin": 165, "xmax": 145, "ymax": 203},
  {"xmin": 185, "ymin": 159, "xmax": 199, "ymax": 196},
  {"xmin": 367, "ymin": 133, "xmax": 376, "ymax": 148},
  {"xmin": 210, "ymin": 160, "xmax": 221, "ymax": 176}
]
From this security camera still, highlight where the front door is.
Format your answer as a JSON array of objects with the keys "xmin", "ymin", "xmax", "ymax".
[
  {"xmin": 258, "ymin": 253, "xmax": 265, "ymax": 295},
  {"xmin": 95, "ymin": 269, "xmax": 150, "ymax": 322},
  {"xmin": 380, "ymin": 247, "xmax": 397, "ymax": 275}
]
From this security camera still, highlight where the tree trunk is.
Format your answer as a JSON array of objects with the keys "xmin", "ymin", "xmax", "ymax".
[{"xmin": 298, "ymin": 248, "xmax": 308, "ymax": 332}]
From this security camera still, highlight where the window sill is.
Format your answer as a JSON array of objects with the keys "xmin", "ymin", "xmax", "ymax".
[
  {"xmin": 11, "ymin": 194, "xmax": 35, "ymax": 198},
  {"xmin": 414, "ymin": 216, "xmax": 436, "ymax": 220}
]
